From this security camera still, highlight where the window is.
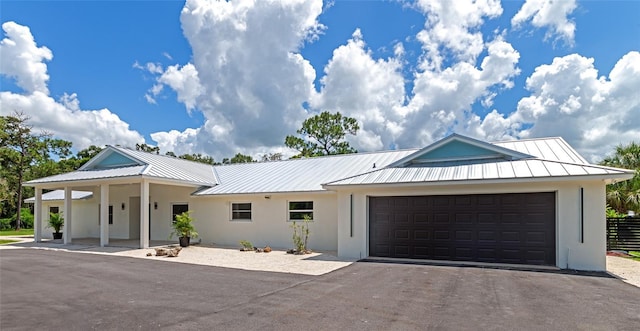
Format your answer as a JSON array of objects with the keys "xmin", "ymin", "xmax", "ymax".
[
  {"xmin": 231, "ymin": 203, "xmax": 252, "ymax": 221},
  {"xmin": 288, "ymin": 201, "xmax": 313, "ymax": 221},
  {"xmin": 172, "ymin": 204, "xmax": 189, "ymax": 223},
  {"xmin": 49, "ymin": 206, "xmax": 59, "ymax": 215},
  {"xmin": 98, "ymin": 205, "xmax": 113, "ymax": 225}
]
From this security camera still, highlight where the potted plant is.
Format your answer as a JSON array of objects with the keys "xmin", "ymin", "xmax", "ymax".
[
  {"xmin": 170, "ymin": 211, "xmax": 198, "ymax": 247},
  {"xmin": 48, "ymin": 212, "xmax": 64, "ymax": 239}
]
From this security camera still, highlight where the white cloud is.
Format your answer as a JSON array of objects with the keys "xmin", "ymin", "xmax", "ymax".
[
  {"xmin": 310, "ymin": 29, "xmax": 406, "ymax": 151},
  {"xmin": 0, "ymin": 21, "xmax": 52, "ymax": 94},
  {"xmin": 512, "ymin": 0, "xmax": 577, "ymax": 45},
  {"xmin": 415, "ymin": 0, "xmax": 503, "ymax": 69},
  {"xmin": 147, "ymin": 0, "xmax": 324, "ymax": 159},
  {"xmin": 471, "ymin": 51, "xmax": 640, "ymax": 162},
  {"xmin": 0, "ymin": 21, "xmax": 144, "ymax": 150}
]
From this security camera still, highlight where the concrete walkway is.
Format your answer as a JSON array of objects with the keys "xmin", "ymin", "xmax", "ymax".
[{"xmin": 606, "ymin": 255, "xmax": 640, "ymax": 288}]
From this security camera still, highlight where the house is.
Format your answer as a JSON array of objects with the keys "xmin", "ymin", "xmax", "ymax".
[{"xmin": 24, "ymin": 134, "xmax": 634, "ymax": 271}]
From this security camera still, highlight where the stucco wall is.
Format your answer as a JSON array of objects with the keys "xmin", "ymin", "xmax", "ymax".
[
  {"xmin": 191, "ymin": 193, "xmax": 338, "ymax": 251},
  {"xmin": 334, "ymin": 180, "xmax": 608, "ymax": 271}
]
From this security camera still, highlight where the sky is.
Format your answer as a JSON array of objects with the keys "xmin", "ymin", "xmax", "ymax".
[{"xmin": 1, "ymin": 0, "xmax": 639, "ymax": 163}]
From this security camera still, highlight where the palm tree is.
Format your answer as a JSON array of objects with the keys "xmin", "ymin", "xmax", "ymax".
[{"xmin": 601, "ymin": 142, "xmax": 640, "ymax": 214}]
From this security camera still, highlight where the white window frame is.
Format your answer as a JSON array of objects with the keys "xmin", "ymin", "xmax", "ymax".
[
  {"xmin": 287, "ymin": 201, "xmax": 314, "ymax": 222},
  {"xmin": 171, "ymin": 203, "xmax": 189, "ymax": 224},
  {"xmin": 230, "ymin": 202, "xmax": 252, "ymax": 222}
]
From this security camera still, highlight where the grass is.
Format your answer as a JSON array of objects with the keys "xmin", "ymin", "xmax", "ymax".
[
  {"xmin": 629, "ymin": 251, "xmax": 640, "ymax": 262},
  {"xmin": 0, "ymin": 239, "xmax": 19, "ymax": 245},
  {"xmin": 0, "ymin": 228, "xmax": 34, "ymax": 237}
]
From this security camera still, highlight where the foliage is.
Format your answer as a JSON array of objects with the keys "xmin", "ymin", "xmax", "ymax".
[
  {"xmin": 285, "ymin": 111, "xmax": 359, "ymax": 158},
  {"xmin": 223, "ymin": 153, "xmax": 255, "ymax": 164},
  {"xmin": 177, "ymin": 153, "xmax": 217, "ymax": 165},
  {"xmin": 170, "ymin": 211, "xmax": 199, "ymax": 239},
  {"xmin": 136, "ymin": 143, "xmax": 160, "ymax": 154},
  {"xmin": 601, "ymin": 142, "xmax": 640, "ymax": 214},
  {"xmin": 0, "ymin": 113, "xmax": 72, "ymax": 229},
  {"xmin": 11, "ymin": 208, "xmax": 34, "ymax": 229},
  {"xmin": 47, "ymin": 212, "xmax": 64, "ymax": 233},
  {"xmin": 260, "ymin": 153, "xmax": 283, "ymax": 162},
  {"xmin": 606, "ymin": 205, "xmax": 627, "ymax": 218},
  {"xmin": 0, "ymin": 218, "xmax": 12, "ymax": 231},
  {"xmin": 290, "ymin": 215, "xmax": 311, "ymax": 253},
  {"xmin": 239, "ymin": 240, "xmax": 254, "ymax": 250}
]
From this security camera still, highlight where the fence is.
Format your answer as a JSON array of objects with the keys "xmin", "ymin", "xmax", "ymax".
[{"xmin": 607, "ymin": 217, "xmax": 640, "ymax": 251}]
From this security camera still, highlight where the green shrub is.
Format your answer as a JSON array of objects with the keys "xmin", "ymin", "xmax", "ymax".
[{"xmin": 0, "ymin": 218, "xmax": 12, "ymax": 231}]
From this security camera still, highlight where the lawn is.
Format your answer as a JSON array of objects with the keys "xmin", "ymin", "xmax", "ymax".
[
  {"xmin": 629, "ymin": 251, "xmax": 640, "ymax": 262},
  {"xmin": 0, "ymin": 228, "xmax": 34, "ymax": 237},
  {"xmin": 0, "ymin": 239, "xmax": 19, "ymax": 245}
]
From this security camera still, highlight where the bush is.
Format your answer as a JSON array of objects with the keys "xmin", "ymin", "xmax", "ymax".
[
  {"xmin": 7, "ymin": 208, "xmax": 34, "ymax": 229},
  {"xmin": 0, "ymin": 218, "xmax": 12, "ymax": 230}
]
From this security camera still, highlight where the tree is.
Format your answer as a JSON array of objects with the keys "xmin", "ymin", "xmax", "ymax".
[
  {"xmin": 0, "ymin": 113, "xmax": 72, "ymax": 229},
  {"xmin": 260, "ymin": 152, "xmax": 283, "ymax": 162},
  {"xmin": 601, "ymin": 142, "xmax": 640, "ymax": 214},
  {"xmin": 135, "ymin": 143, "xmax": 160, "ymax": 154},
  {"xmin": 178, "ymin": 153, "xmax": 216, "ymax": 165},
  {"xmin": 224, "ymin": 153, "xmax": 255, "ymax": 164},
  {"xmin": 285, "ymin": 111, "xmax": 359, "ymax": 158}
]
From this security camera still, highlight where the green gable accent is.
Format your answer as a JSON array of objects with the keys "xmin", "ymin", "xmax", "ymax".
[
  {"xmin": 91, "ymin": 151, "xmax": 140, "ymax": 169},
  {"xmin": 415, "ymin": 140, "xmax": 500, "ymax": 161}
]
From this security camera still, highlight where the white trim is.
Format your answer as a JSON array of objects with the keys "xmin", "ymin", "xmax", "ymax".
[
  {"xmin": 287, "ymin": 200, "xmax": 314, "ymax": 222},
  {"xmin": 230, "ymin": 202, "xmax": 252, "ymax": 222}
]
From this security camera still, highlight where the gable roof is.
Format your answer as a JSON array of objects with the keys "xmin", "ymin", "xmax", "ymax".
[
  {"xmin": 25, "ymin": 146, "xmax": 218, "ymax": 186},
  {"xmin": 389, "ymin": 133, "xmax": 533, "ymax": 167},
  {"xmin": 324, "ymin": 135, "xmax": 634, "ymax": 187}
]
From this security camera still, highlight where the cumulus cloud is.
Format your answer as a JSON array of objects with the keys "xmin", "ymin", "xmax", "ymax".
[
  {"xmin": 512, "ymin": 0, "xmax": 577, "ymax": 45},
  {"xmin": 310, "ymin": 29, "xmax": 406, "ymax": 151},
  {"xmin": 415, "ymin": 0, "xmax": 503, "ymax": 69},
  {"xmin": 0, "ymin": 21, "xmax": 144, "ymax": 150},
  {"xmin": 146, "ymin": 0, "xmax": 324, "ymax": 159},
  {"xmin": 468, "ymin": 51, "xmax": 640, "ymax": 161},
  {"xmin": 0, "ymin": 21, "xmax": 52, "ymax": 94}
]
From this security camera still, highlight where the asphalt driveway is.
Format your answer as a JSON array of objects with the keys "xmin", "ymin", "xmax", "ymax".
[{"xmin": 1, "ymin": 249, "xmax": 639, "ymax": 330}]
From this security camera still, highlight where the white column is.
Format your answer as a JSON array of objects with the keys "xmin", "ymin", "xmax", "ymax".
[
  {"xmin": 100, "ymin": 184, "xmax": 109, "ymax": 247},
  {"xmin": 140, "ymin": 180, "xmax": 150, "ymax": 248},
  {"xmin": 63, "ymin": 187, "xmax": 73, "ymax": 244},
  {"xmin": 34, "ymin": 187, "xmax": 42, "ymax": 242}
]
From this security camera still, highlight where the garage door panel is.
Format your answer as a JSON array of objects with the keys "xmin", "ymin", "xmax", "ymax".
[{"xmin": 369, "ymin": 193, "xmax": 556, "ymax": 266}]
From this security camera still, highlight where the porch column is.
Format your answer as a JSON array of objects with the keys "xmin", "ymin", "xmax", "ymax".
[
  {"xmin": 140, "ymin": 180, "xmax": 149, "ymax": 248},
  {"xmin": 34, "ymin": 187, "xmax": 42, "ymax": 242},
  {"xmin": 63, "ymin": 187, "xmax": 73, "ymax": 244},
  {"xmin": 100, "ymin": 184, "xmax": 109, "ymax": 247}
]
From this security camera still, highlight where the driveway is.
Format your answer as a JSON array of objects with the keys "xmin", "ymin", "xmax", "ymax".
[{"xmin": 1, "ymin": 249, "xmax": 639, "ymax": 330}]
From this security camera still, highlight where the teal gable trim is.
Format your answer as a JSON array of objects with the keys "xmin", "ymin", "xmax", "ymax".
[
  {"xmin": 91, "ymin": 152, "xmax": 140, "ymax": 169},
  {"xmin": 416, "ymin": 140, "xmax": 499, "ymax": 161}
]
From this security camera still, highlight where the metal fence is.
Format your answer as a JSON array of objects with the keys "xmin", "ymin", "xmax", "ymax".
[{"xmin": 607, "ymin": 217, "xmax": 640, "ymax": 251}]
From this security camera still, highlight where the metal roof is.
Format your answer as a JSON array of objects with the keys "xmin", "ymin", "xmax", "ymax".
[
  {"xmin": 24, "ymin": 135, "xmax": 633, "ymax": 193},
  {"xmin": 323, "ymin": 159, "xmax": 633, "ymax": 187},
  {"xmin": 25, "ymin": 146, "xmax": 218, "ymax": 186},
  {"xmin": 194, "ymin": 149, "xmax": 416, "ymax": 195},
  {"xmin": 24, "ymin": 190, "xmax": 93, "ymax": 202}
]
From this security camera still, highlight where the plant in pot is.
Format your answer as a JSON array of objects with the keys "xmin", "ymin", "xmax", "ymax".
[
  {"xmin": 170, "ymin": 211, "xmax": 198, "ymax": 247},
  {"xmin": 48, "ymin": 212, "xmax": 64, "ymax": 239}
]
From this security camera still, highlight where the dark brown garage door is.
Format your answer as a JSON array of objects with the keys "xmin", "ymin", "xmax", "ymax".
[{"xmin": 369, "ymin": 192, "xmax": 556, "ymax": 266}]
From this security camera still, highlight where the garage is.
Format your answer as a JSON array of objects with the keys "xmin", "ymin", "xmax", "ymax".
[{"xmin": 369, "ymin": 192, "xmax": 556, "ymax": 266}]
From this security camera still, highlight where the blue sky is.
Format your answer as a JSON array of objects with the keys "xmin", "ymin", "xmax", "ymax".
[{"xmin": 1, "ymin": 0, "xmax": 639, "ymax": 162}]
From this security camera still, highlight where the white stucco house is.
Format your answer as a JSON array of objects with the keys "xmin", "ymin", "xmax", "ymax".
[{"xmin": 25, "ymin": 134, "xmax": 633, "ymax": 271}]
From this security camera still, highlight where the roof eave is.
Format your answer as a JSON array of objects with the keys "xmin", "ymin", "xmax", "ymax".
[{"xmin": 323, "ymin": 173, "xmax": 635, "ymax": 190}]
